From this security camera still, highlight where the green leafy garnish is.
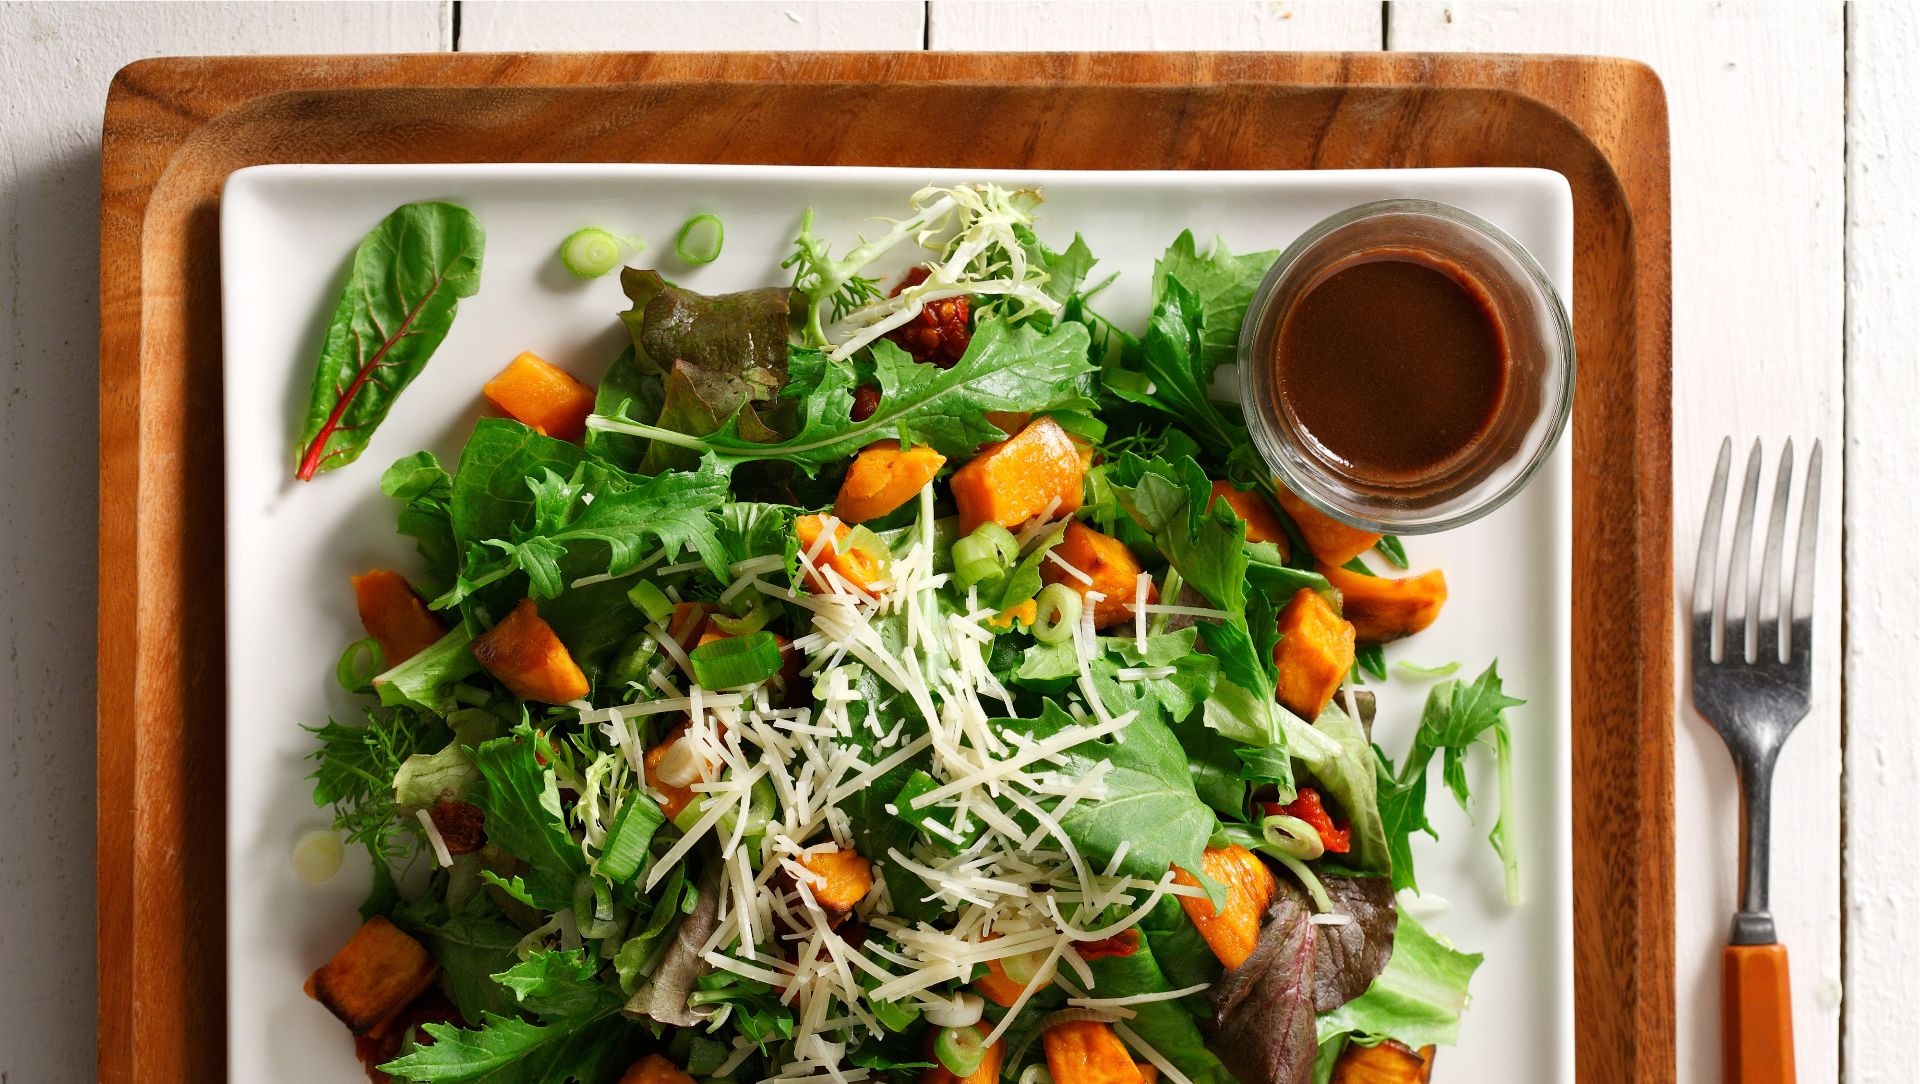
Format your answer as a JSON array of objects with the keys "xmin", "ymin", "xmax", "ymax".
[{"xmin": 296, "ymin": 201, "xmax": 484, "ymax": 480}]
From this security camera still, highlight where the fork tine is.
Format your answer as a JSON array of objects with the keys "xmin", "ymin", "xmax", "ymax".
[
  {"xmin": 1790, "ymin": 440, "xmax": 1823, "ymax": 628},
  {"xmin": 1722, "ymin": 440, "xmax": 1764, "ymax": 663},
  {"xmin": 1693, "ymin": 438, "xmax": 1733, "ymax": 660},
  {"xmin": 1758, "ymin": 440, "xmax": 1794, "ymax": 662}
]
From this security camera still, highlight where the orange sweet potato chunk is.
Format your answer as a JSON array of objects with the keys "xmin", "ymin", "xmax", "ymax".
[
  {"xmin": 1274, "ymin": 486, "xmax": 1382, "ymax": 566},
  {"xmin": 834, "ymin": 440, "xmax": 948, "ymax": 524},
  {"xmin": 1318, "ymin": 562, "xmax": 1449, "ymax": 643},
  {"xmin": 1042, "ymin": 521, "xmax": 1157, "ymax": 629},
  {"xmin": 987, "ymin": 598, "xmax": 1039, "ymax": 632},
  {"xmin": 1044, "ymin": 1020, "xmax": 1146, "ymax": 1084},
  {"xmin": 305, "ymin": 916, "xmax": 441, "ymax": 1035},
  {"xmin": 1330, "ymin": 1040, "xmax": 1436, "ymax": 1084},
  {"xmin": 352, "ymin": 569, "xmax": 447, "ymax": 667},
  {"xmin": 1209, "ymin": 482, "xmax": 1291, "ymax": 557},
  {"xmin": 471, "ymin": 598, "xmax": 590, "ymax": 703},
  {"xmin": 483, "ymin": 352, "xmax": 596, "ymax": 442},
  {"xmin": 922, "ymin": 1023, "xmax": 1006, "ymax": 1084},
  {"xmin": 642, "ymin": 721, "xmax": 704, "ymax": 819},
  {"xmin": 1171, "ymin": 845, "xmax": 1278, "ymax": 970},
  {"xmin": 796, "ymin": 514, "xmax": 888, "ymax": 595},
  {"xmin": 619, "ymin": 1053, "xmax": 698, "ymax": 1084},
  {"xmin": 797, "ymin": 847, "xmax": 874, "ymax": 912},
  {"xmin": 950, "ymin": 416, "xmax": 1086, "ymax": 533},
  {"xmin": 1273, "ymin": 588, "xmax": 1356, "ymax": 720}
]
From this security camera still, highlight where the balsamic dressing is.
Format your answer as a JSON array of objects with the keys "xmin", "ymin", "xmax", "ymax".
[{"xmin": 1273, "ymin": 248, "xmax": 1508, "ymax": 483}]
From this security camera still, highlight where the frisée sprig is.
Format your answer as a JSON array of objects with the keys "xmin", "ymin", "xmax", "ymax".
[{"xmin": 783, "ymin": 183, "xmax": 1063, "ymax": 360}]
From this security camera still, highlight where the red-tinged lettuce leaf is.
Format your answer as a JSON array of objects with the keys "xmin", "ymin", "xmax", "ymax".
[
  {"xmin": 1204, "ymin": 873, "xmax": 1399, "ymax": 1083},
  {"xmin": 607, "ymin": 268, "xmax": 793, "ymax": 474},
  {"xmin": 296, "ymin": 201, "xmax": 484, "ymax": 480}
]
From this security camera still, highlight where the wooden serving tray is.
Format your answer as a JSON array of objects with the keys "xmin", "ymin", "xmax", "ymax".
[{"xmin": 98, "ymin": 52, "xmax": 1671, "ymax": 1084}]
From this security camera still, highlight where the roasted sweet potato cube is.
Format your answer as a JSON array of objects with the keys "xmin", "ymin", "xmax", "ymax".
[
  {"xmin": 1171, "ymin": 844, "xmax": 1277, "ymax": 970},
  {"xmin": 834, "ymin": 440, "xmax": 948, "ymax": 524},
  {"xmin": 352, "ymin": 569, "xmax": 447, "ymax": 667},
  {"xmin": 1209, "ymin": 481, "xmax": 1290, "ymax": 556},
  {"xmin": 921, "ymin": 1022, "xmax": 1006, "ymax": 1084},
  {"xmin": 619, "ymin": 1053, "xmax": 698, "ymax": 1084},
  {"xmin": 306, "ymin": 916, "xmax": 441, "ymax": 1035},
  {"xmin": 795, "ymin": 514, "xmax": 889, "ymax": 595},
  {"xmin": 1331, "ymin": 1040, "xmax": 1436, "ymax": 1084},
  {"xmin": 796, "ymin": 847, "xmax": 874, "ymax": 912},
  {"xmin": 483, "ymin": 351, "xmax": 596, "ymax": 442},
  {"xmin": 950, "ymin": 416, "xmax": 1086, "ymax": 533},
  {"xmin": 1042, "ymin": 521, "xmax": 1157, "ymax": 630},
  {"xmin": 1044, "ymin": 1019, "xmax": 1145, "ymax": 1084},
  {"xmin": 1273, "ymin": 588, "xmax": 1356, "ymax": 720},
  {"xmin": 1318, "ymin": 562, "xmax": 1449, "ymax": 643},
  {"xmin": 471, "ymin": 598, "xmax": 590, "ymax": 704},
  {"xmin": 1274, "ymin": 486, "xmax": 1382, "ymax": 566}
]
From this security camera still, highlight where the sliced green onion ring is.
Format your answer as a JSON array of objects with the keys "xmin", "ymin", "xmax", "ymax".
[
  {"xmin": 688, "ymin": 629, "xmax": 783, "ymax": 689},
  {"xmin": 997, "ymin": 946, "xmax": 1051, "ymax": 986},
  {"xmin": 597, "ymin": 796, "xmax": 665, "ymax": 883},
  {"xmin": 1260, "ymin": 813, "xmax": 1327, "ymax": 861},
  {"xmin": 710, "ymin": 595, "xmax": 771, "ymax": 636},
  {"xmin": 675, "ymin": 213, "xmax": 724, "ymax": 264},
  {"xmin": 607, "ymin": 630, "xmax": 660, "ymax": 688},
  {"xmin": 558, "ymin": 227, "xmax": 630, "ymax": 279},
  {"xmin": 934, "ymin": 1023, "xmax": 988, "ymax": 1076},
  {"xmin": 627, "ymin": 579, "xmax": 675, "ymax": 624},
  {"xmin": 952, "ymin": 533, "xmax": 1005, "ymax": 591},
  {"xmin": 971, "ymin": 522, "xmax": 1020, "ymax": 565},
  {"xmin": 335, "ymin": 636, "xmax": 384, "ymax": 691},
  {"xmin": 1032, "ymin": 583, "xmax": 1083, "ymax": 645},
  {"xmin": 716, "ymin": 774, "xmax": 778, "ymax": 845}
]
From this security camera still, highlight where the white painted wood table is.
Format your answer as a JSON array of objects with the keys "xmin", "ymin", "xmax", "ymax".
[{"xmin": 2, "ymin": 2, "xmax": 1908, "ymax": 1080}]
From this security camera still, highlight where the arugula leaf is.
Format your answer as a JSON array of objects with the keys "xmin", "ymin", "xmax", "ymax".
[
  {"xmin": 494, "ymin": 950, "xmax": 609, "ymax": 1019},
  {"xmin": 986, "ymin": 523, "xmax": 1066, "ymax": 611},
  {"xmin": 470, "ymin": 727, "xmax": 587, "ymax": 910},
  {"xmin": 381, "ymin": 1005, "xmax": 627, "ymax": 1084},
  {"xmin": 1110, "ymin": 453, "xmax": 1248, "ymax": 614},
  {"xmin": 1011, "ymin": 226, "xmax": 1100, "ymax": 318},
  {"xmin": 1377, "ymin": 662, "xmax": 1526, "ymax": 901},
  {"xmin": 1000, "ymin": 702, "xmax": 1212, "ymax": 885},
  {"xmin": 588, "ymin": 319, "xmax": 1095, "ymax": 473},
  {"xmin": 439, "ymin": 427, "xmax": 731, "ymax": 608},
  {"xmin": 391, "ymin": 894, "xmax": 524, "ymax": 1021},
  {"xmin": 1375, "ymin": 535, "xmax": 1411, "ymax": 570},
  {"xmin": 1151, "ymin": 230, "xmax": 1278, "ymax": 378},
  {"xmin": 842, "ymin": 663, "xmax": 941, "ymax": 923},
  {"xmin": 383, "ymin": 451, "xmax": 459, "ymax": 592},
  {"xmin": 296, "ymin": 201, "xmax": 484, "ymax": 480},
  {"xmin": 1014, "ymin": 627, "xmax": 1216, "ymax": 733},
  {"xmin": 1313, "ymin": 907, "xmax": 1483, "ymax": 1052},
  {"xmin": 1293, "ymin": 702, "xmax": 1389, "ymax": 875}
]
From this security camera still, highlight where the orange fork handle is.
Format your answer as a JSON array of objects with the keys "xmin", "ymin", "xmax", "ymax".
[{"xmin": 1723, "ymin": 942, "xmax": 1795, "ymax": 1084}]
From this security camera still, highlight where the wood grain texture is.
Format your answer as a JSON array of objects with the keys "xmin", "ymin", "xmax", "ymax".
[
  {"xmin": 927, "ymin": 0, "xmax": 1382, "ymax": 49},
  {"xmin": 1391, "ymin": 7, "xmax": 1845, "ymax": 1083},
  {"xmin": 96, "ymin": 50, "xmax": 1670, "ymax": 1083},
  {"xmin": 0, "ymin": 7, "xmax": 449, "ymax": 1084},
  {"xmin": 459, "ymin": 1, "xmax": 925, "ymax": 51},
  {"xmin": 1842, "ymin": 3, "xmax": 1920, "ymax": 1079}
]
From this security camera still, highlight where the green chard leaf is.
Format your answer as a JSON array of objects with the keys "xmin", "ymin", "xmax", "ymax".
[
  {"xmin": 296, "ymin": 201, "xmax": 484, "ymax": 480},
  {"xmin": 587, "ymin": 318, "xmax": 1096, "ymax": 473}
]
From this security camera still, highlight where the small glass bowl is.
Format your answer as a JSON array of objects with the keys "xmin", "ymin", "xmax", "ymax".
[{"xmin": 1237, "ymin": 199, "xmax": 1575, "ymax": 534}]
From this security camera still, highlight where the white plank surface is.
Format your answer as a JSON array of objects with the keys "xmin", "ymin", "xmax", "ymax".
[
  {"xmin": 0, "ymin": 5, "xmax": 449, "ymax": 1082},
  {"xmin": 459, "ymin": 0, "xmax": 925, "ymax": 50},
  {"xmin": 928, "ymin": 0, "xmax": 1381, "ymax": 49},
  {"xmin": 1388, "ymin": 4, "xmax": 1847, "ymax": 1082},
  {"xmin": 1844, "ymin": 3, "xmax": 1920, "ymax": 1079},
  {"xmin": 0, "ymin": 1, "xmax": 1875, "ymax": 1081}
]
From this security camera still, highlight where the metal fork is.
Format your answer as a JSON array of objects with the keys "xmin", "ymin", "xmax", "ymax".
[{"xmin": 1691, "ymin": 437, "xmax": 1821, "ymax": 1084}]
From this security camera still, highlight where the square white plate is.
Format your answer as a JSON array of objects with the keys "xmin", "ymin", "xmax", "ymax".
[{"xmin": 222, "ymin": 163, "xmax": 1573, "ymax": 1083}]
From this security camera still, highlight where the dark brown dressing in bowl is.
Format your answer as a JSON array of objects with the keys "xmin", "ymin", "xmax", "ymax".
[{"xmin": 1272, "ymin": 248, "xmax": 1509, "ymax": 483}]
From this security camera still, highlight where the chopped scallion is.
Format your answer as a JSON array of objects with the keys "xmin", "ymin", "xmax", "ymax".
[
  {"xmin": 1032, "ymin": 583, "xmax": 1082, "ymax": 645},
  {"xmin": 710, "ymin": 595, "xmax": 771, "ymax": 636},
  {"xmin": 597, "ymin": 796, "xmax": 665, "ymax": 883},
  {"xmin": 628, "ymin": 579, "xmax": 675, "ymax": 623},
  {"xmin": 607, "ymin": 630, "xmax": 660, "ymax": 688},
  {"xmin": 688, "ymin": 629, "xmax": 783, "ymax": 689},
  {"xmin": 934, "ymin": 1024, "xmax": 988, "ymax": 1076},
  {"xmin": 558, "ymin": 227, "xmax": 632, "ymax": 279},
  {"xmin": 675, "ymin": 213, "xmax": 724, "ymax": 264},
  {"xmin": 335, "ymin": 636, "xmax": 383, "ymax": 692}
]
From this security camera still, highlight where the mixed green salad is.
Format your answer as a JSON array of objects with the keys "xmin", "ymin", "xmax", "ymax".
[{"xmin": 302, "ymin": 184, "xmax": 1522, "ymax": 1084}]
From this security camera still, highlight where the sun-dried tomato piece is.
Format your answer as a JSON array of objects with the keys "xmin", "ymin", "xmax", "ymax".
[
  {"xmin": 428, "ymin": 800, "xmax": 486, "ymax": 856},
  {"xmin": 1072, "ymin": 928, "xmax": 1141, "ymax": 962},
  {"xmin": 851, "ymin": 383, "xmax": 882, "ymax": 422},
  {"xmin": 885, "ymin": 267, "xmax": 972, "ymax": 369},
  {"xmin": 1262, "ymin": 787, "xmax": 1351, "ymax": 854}
]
